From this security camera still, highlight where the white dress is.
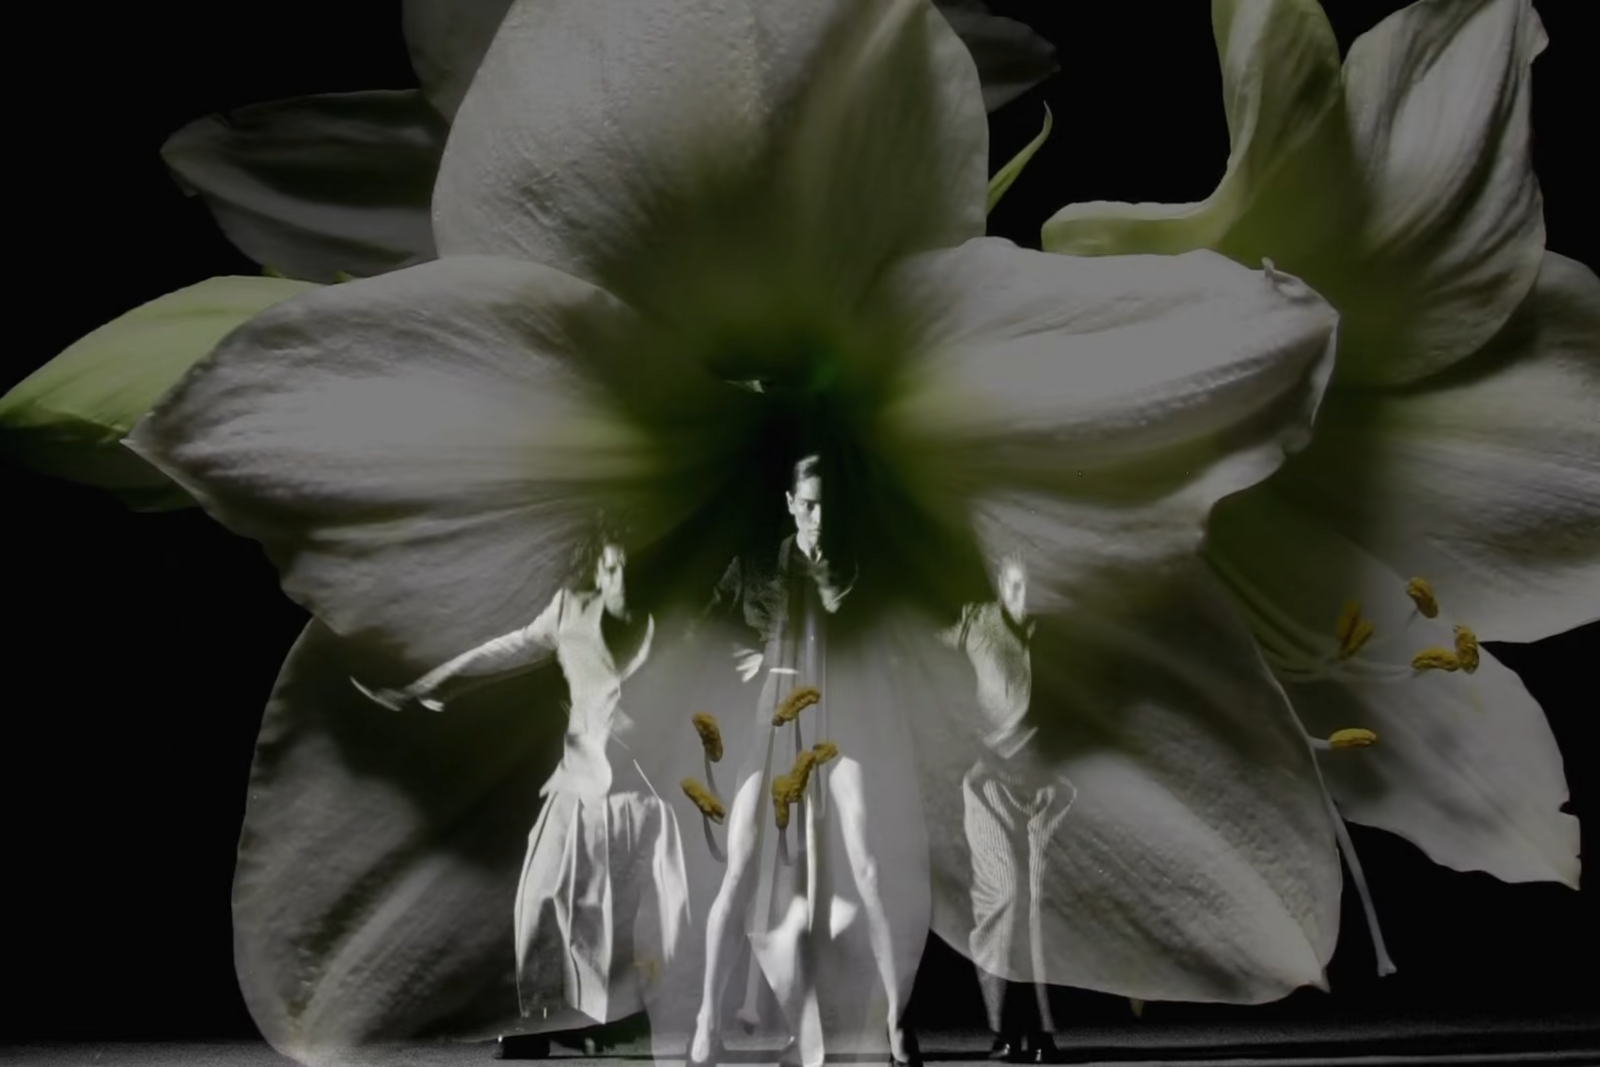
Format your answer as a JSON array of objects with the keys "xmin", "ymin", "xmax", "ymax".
[{"xmin": 419, "ymin": 589, "xmax": 691, "ymax": 1024}]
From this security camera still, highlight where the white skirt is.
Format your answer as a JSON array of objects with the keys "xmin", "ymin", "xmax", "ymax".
[{"xmin": 513, "ymin": 756, "xmax": 690, "ymax": 1023}]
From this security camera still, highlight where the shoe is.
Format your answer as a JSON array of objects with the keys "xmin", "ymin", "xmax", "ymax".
[
  {"xmin": 1025, "ymin": 1031, "xmax": 1059, "ymax": 1064},
  {"xmin": 494, "ymin": 1034, "xmax": 552, "ymax": 1060},
  {"xmin": 889, "ymin": 1027, "xmax": 923, "ymax": 1067},
  {"xmin": 988, "ymin": 1033, "xmax": 1019, "ymax": 1062}
]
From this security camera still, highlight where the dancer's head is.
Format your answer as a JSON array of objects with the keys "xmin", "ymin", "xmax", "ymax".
[
  {"xmin": 997, "ymin": 553, "xmax": 1027, "ymax": 622},
  {"xmin": 786, "ymin": 454, "xmax": 823, "ymax": 547}
]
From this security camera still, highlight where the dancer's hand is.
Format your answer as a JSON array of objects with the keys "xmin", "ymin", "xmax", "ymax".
[{"xmin": 733, "ymin": 648, "xmax": 763, "ymax": 683}]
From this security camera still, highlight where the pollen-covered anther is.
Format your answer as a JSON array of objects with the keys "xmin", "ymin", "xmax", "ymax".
[
  {"xmin": 773, "ymin": 686, "xmax": 821, "ymax": 726},
  {"xmin": 692, "ymin": 712, "xmax": 723, "ymax": 762},
  {"xmin": 1328, "ymin": 728, "xmax": 1378, "ymax": 750},
  {"xmin": 1411, "ymin": 647, "xmax": 1461, "ymax": 673},
  {"xmin": 682, "ymin": 778, "xmax": 725, "ymax": 823},
  {"xmin": 1334, "ymin": 600, "xmax": 1375, "ymax": 660},
  {"xmin": 1405, "ymin": 577, "xmax": 1439, "ymax": 618},
  {"xmin": 785, "ymin": 750, "xmax": 819, "ymax": 802},
  {"xmin": 772, "ymin": 774, "xmax": 793, "ymax": 830},
  {"xmin": 812, "ymin": 740, "xmax": 839, "ymax": 764},
  {"xmin": 1453, "ymin": 625, "xmax": 1480, "ymax": 674}
]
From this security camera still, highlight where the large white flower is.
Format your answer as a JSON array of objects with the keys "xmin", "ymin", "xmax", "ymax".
[
  {"xmin": 1042, "ymin": 0, "xmax": 1591, "ymax": 912},
  {"xmin": 120, "ymin": 0, "xmax": 1342, "ymax": 1061}
]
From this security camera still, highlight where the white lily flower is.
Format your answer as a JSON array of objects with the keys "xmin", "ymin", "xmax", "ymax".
[
  {"xmin": 1041, "ymin": 0, "xmax": 1590, "ymax": 905},
  {"xmin": 122, "ymin": 0, "xmax": 1342, "ymax": 1060}
]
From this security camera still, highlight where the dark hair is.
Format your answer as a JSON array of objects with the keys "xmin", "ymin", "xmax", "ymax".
[
  {"xmin": 790, "ymin": 454, "xmax": 822, "ymax": 493},
  {"xmin": 569, "ymin": 512, "xmax": 630, "ymax": 589}
]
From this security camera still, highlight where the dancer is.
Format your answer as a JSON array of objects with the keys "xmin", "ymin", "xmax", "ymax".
[
  {"xmin": 355, "ymin": 537, "xmax": 690, "ymax": 1059},
  {"xmin": 689, "ymin": 455, "xmax": 921, "ymax": 1067},
  {"xmin": 939, "ymin": 554, "xmax": 1075, "ymax": 1065}
]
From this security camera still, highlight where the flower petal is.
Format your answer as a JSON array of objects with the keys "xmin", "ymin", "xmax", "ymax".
[
  {"xmin": 401, "ymin": 0, "xmax": 515, "ymax": 120},
  {"xmin": 931, "ymin": 0, "xmax": 1059, "ymax": 112},
  {"xmin": 1042, "ymin": 0, "xmax": 1352, "ymax": 265},
  {"xmin": 888, "ymin": 240, "xmax": 1336, "ymax": 578},
  {"xmin": 910, "ymin": 562, "xmax": 1341, "ymax": 1002},
  {"xmin": 433, "ymin": 0, "xmax": 987, "ymax": 285},
  {"xmin": 1332, "ymin": 0, "xmax": 1548, "ymax": 384},
  {"xmin": 0, "ymin": 276, "xmax": 315, "ymax": 510},
  {"xmin": 125, "ymin": 256, "xmax": 695, "ymax": 668},
  {"xmin": 1206, "ymin": 484, "xmax": 1580, "ymax": 886},
  {"xmin": 162, "ymin": 91, "xmax": 448, "ymax": 283},
  {"xmin": 1263, "ymin": 252, "xmax": 1600, "ymax": 645}
]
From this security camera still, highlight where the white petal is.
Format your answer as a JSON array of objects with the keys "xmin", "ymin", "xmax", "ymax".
[
  {"xmin": 401, "ymin": 0, "xmax": 515, "ymax": 119},
  {"xmin": 1267, "ymin": 251, "xmax": 1600, "ymax": 644},
  {"xmin": 162, "ymin": 91, "xmax": 447, "ymax": 283},
  {"xmin": 125, "ymin": 256, "xmax": 697, "ymax": 668},
  {"xmin": 1042, "ymin": 0, "xmax": 1351, "ymax": 263},
  {"xmin": 433, "ymin": 0, "xmax": 987, "ymax": 285},
  {"xmin": 908, "ymin": 564, "xmax": 1342, "ymax": 1002},
  {"xmin": 1206, "ymin": 485, "xmax": 1580, "ymax": 886},
  {"xmin": 1334, "ymin": 0, "xmax": 1548, "ymax": 383},
  {"xmin": 888, "ymin": 240, "xmax": 1336, "ymax": 592}
]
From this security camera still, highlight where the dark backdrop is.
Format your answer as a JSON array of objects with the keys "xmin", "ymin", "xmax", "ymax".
[{"xmin": 5, "ymin": 0, "xmax": 1594, "ymax": 1048}]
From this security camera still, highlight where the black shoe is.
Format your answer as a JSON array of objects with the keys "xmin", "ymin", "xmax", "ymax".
[
  {"xmin": 494, "ymin": 1034, "xmax": 552, "ymax": 1060},
  {"xmin": 889, "ymin": 1027, "xmax": 923, "ymax": 1067},
  {"xmin": 1025, "ymin": 1031, "xmax": 1059, "ymax": 1065},
  {"xmin": 988, "ymin": 1033, "xmax": 1019, "ymax": 1062}
]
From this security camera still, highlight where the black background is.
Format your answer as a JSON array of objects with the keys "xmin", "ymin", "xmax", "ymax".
[{"xmin": 4, "ymin": 0, "xmax": 1594, "ymax": 1048}]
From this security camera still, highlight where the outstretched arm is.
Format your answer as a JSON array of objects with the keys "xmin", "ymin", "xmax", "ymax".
[{"xmin": 354, "ymin": 591, "xmax": 565, "ymax": 712}]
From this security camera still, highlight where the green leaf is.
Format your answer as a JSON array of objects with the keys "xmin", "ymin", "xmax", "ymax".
[
  {"xmin": 986, "ymin": 103, "xmax": 1051, "ymax": 214},
  {"xmin": 1, "ymin": 275, "xmax": 316, "ymax": 509}
]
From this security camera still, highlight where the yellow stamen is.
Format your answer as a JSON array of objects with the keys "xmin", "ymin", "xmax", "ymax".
[
  {"xmin": 1411, "ymin": 647, "xmax": 1461, "ymax": 672},
  {"xmin": 692, "ymin": 712, "xmax": 723, "ymax": 762},
  {"xmin": 785, "ymin": 750, "xmax": 819, "ymax": 803},
  {"xmin": 1405, "ymin": 577, "xmax": 1439, "ymax": 618},
  {"xmin": 1129, "ymin": 999, "xmax": 1145, "ymax": 1018},
  {"xmin": 1453, "ymin": 625, "xmax": 1480, "ymax": 674},
  {"xmin": 1334, "ymin": 600, "xmax": 1374, "ymax": 660},
  {"xmin": 812, "ymin": 740, "xmax": 839, "ymax": 764},
  {"xmin": 682, "ymin": 778, "xmax": 725, "ymax": 823},
  {"xmin": 1328, "ymin": 728, "xmax": 1378, "ymax": 750},
  {"xmin": 772, "ymin": 774, "xmax": 793, "ymax": 830},
  {"xmin": 773, "ymin": 686, "xmax": 821, "ymax": 726}
]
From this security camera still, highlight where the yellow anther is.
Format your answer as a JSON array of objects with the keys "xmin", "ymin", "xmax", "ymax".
[
  {"xmin": 1334, "ymin": 600, "xmax": 1374, "ymax": 660},
  {"xmin": 692, "ymin": 712, "xmax": 723, "ymax": 762},
  {"xmin": 812, "ymin": 740, "xmax": 839, "ymax": 764},
  {"xmin": 1328, "ymin": 728, "xmax": 1378, "ymax": 750},
  {"xmin": 1405, "ymin": 577, "xmax": 1439, "ymax": 618},
  {"xmin": 1411, "ymin": 647, "xmax": 1461, "ymax": 672},
  {"xmin": 785, "ymin": 750, "xmax": 819, "ymax": 802},
  {"xmin": 1129, "ymin": 998, "xmax": 1145, "ymax": 1018},
  {"xmin": 1453, "ymin": 625, "xmax": 1479, "ymax": 674},
  {"xmin": 772, "ymin": 774, "xmax": 793, "ymax": 830},
  {"xmin": 773, "ymin": 686, "xmax": 821, "ymax": 726},
  {"xmin": 681, "ymin": 778, "xmax": 725, "ymax": 823},
  {"xmin": 633, "ymin": 955, "xmax": 661, "ymax": 984}
]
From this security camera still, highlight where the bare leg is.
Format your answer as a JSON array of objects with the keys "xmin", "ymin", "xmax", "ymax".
[
  {"xmin": 829, "ymin": 757, "xmax": 912, "ymax": 1063},
  {"xmin": 691, "ymin": 770, "xmax": 765, "ymax": 1061}
]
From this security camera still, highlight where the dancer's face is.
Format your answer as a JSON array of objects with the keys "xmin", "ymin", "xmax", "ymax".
[
  {"xmin": 786, "ymin": 476, "xmax": 822, "ymax": 542},
  {"xmin": 595, "ymin": 544, "xmax": 626, "ymax": 602},
  {"xmin": 999, "ymin": 559, "xmax": 1026, "ymax": 621}
]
